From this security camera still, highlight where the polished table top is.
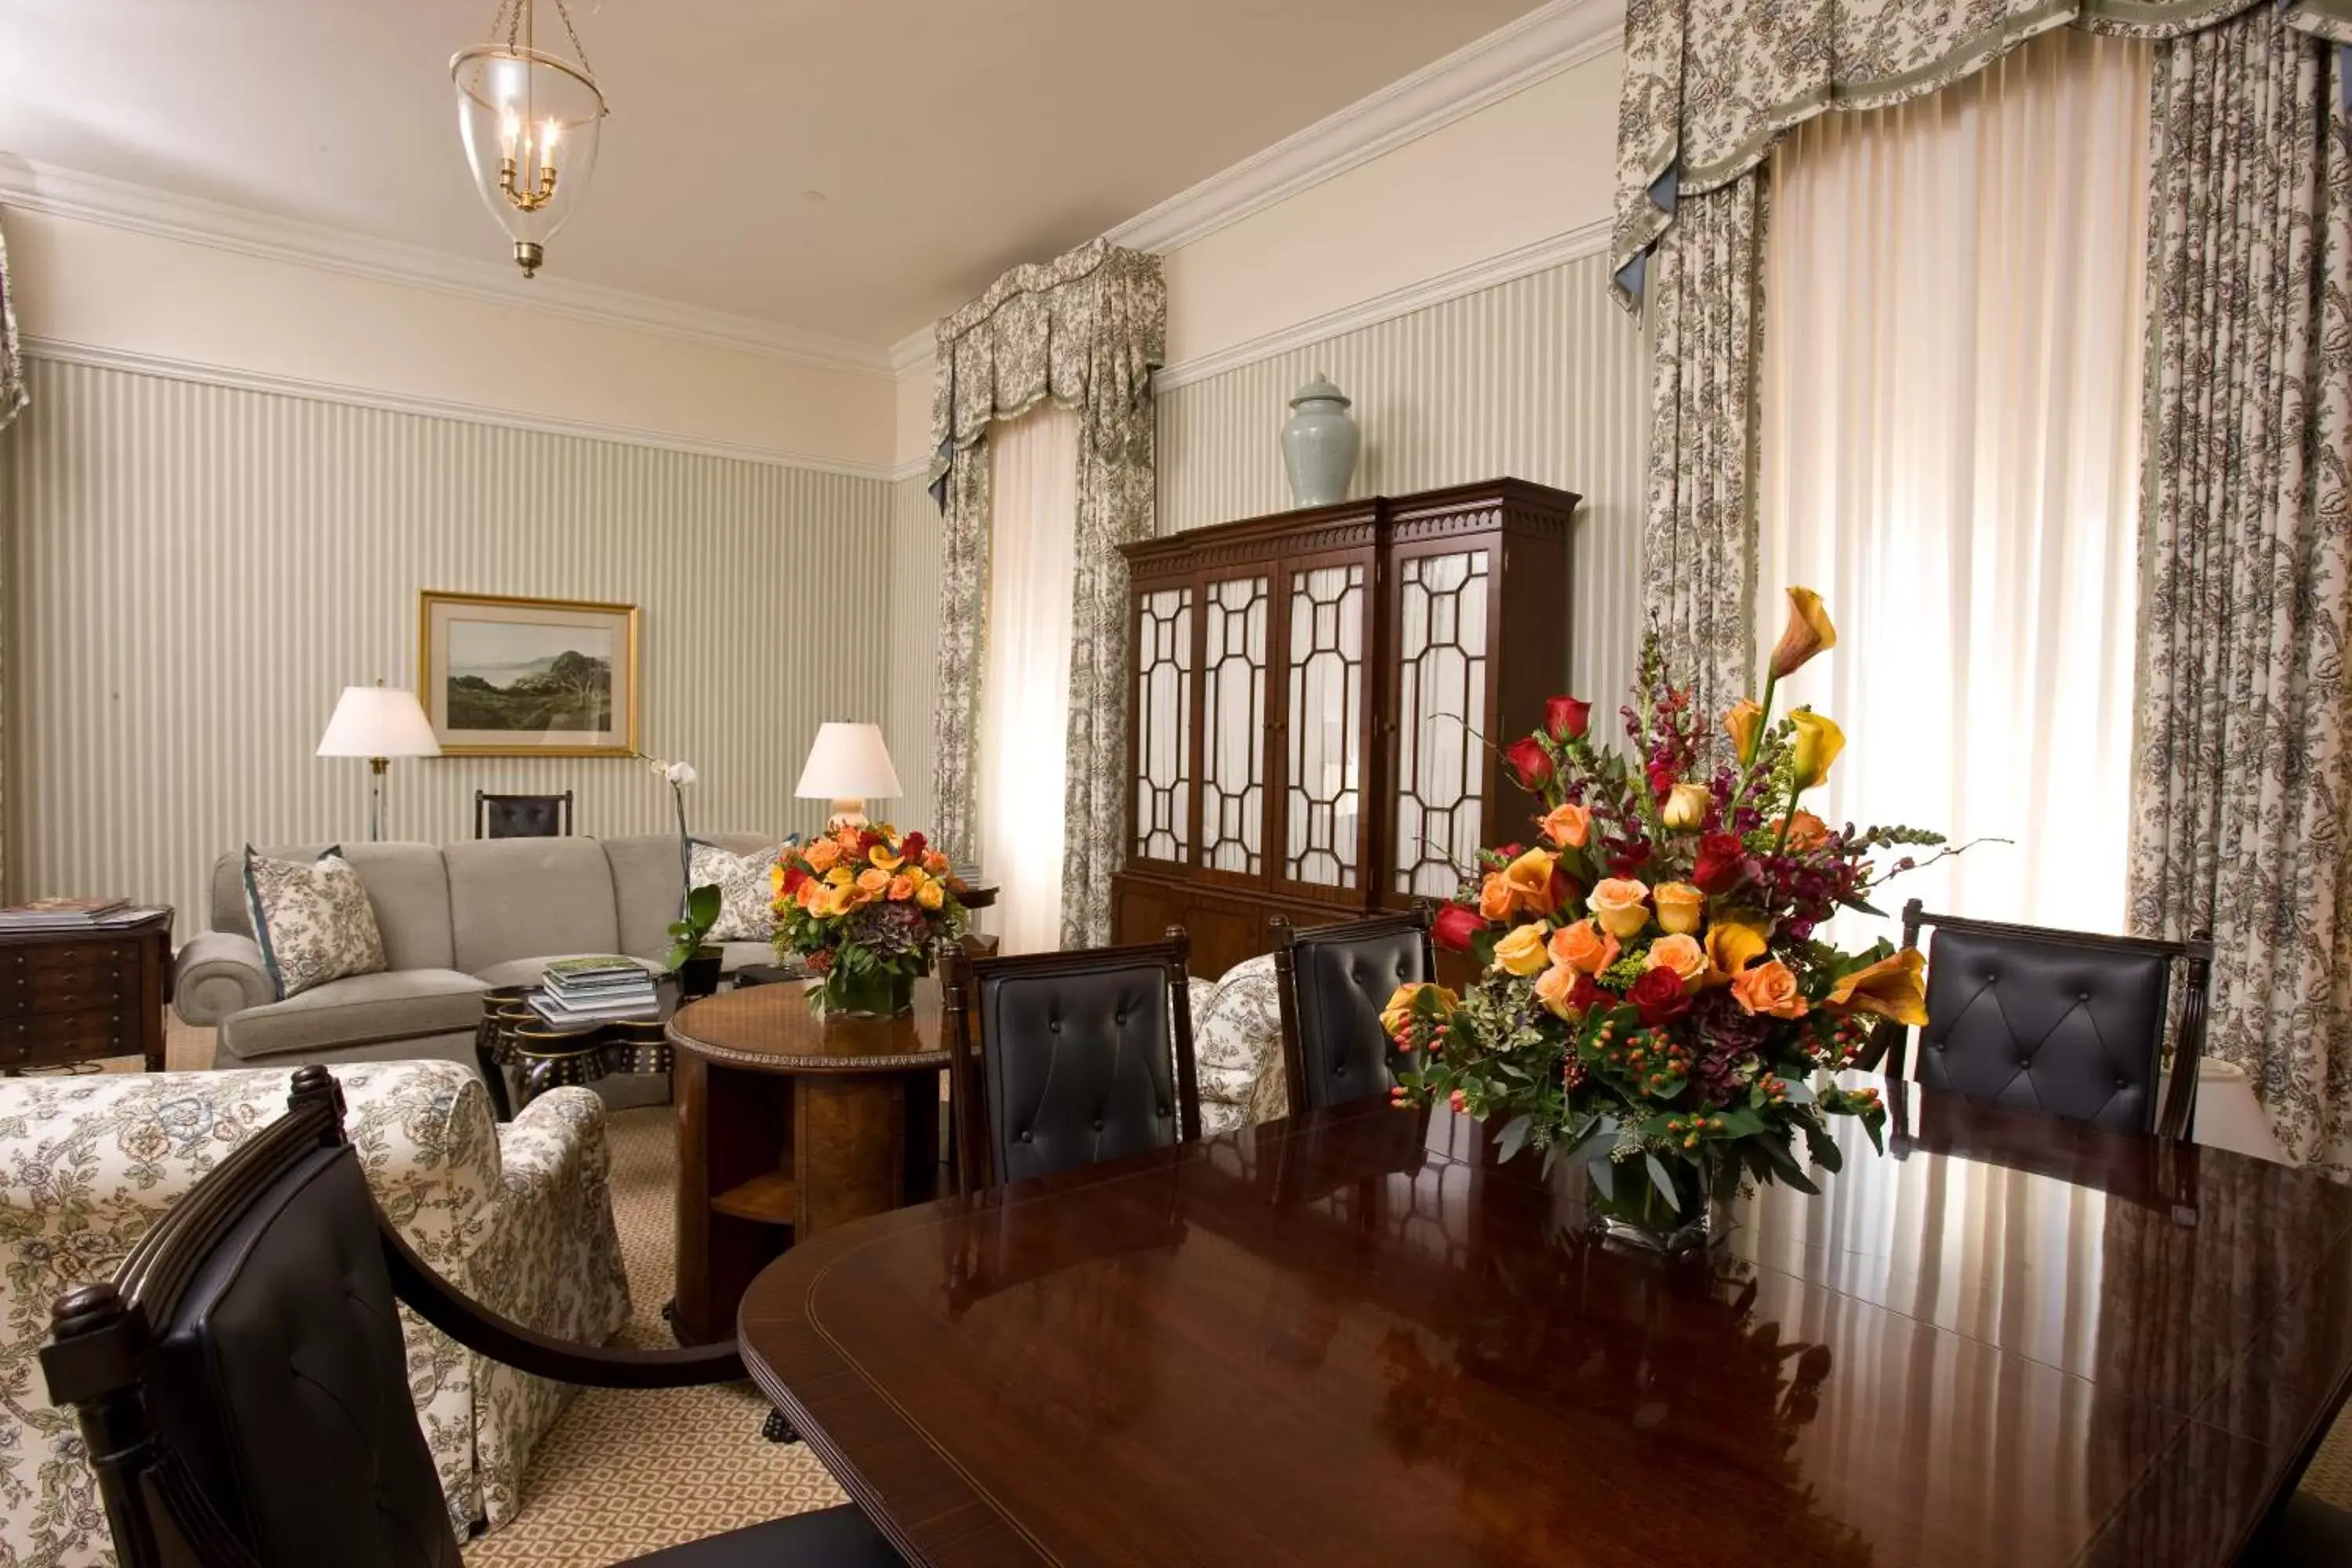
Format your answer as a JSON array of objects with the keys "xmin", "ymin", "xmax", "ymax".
[
  {"xmin": 738, "ymin": 1082, "xmax": 2352, "ymax": 1567},
  {"xmin": 667, "ymin": 976, "xmax": 950, "ymax": 1073}
]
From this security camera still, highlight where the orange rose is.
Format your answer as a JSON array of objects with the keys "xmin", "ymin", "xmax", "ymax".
[
  {"xmin": 1730, "ymin": 959, "xmax": 1808, "ymax": 1018},
  {"xmin": 1652, "ymin": 881, "xmax": 1704, "ymax": 936},
  {"xmin": 1548, "ymin": 919, "xmax": 1620, "ymax": 975},
  {"xmin": 1478, "ymin": 873, "xmax": 1517, "ymax": 922},
  {"xmin": 887, "ymin": 873, "xmax": 915, "ymax": 901},
  {"xmin": 1589, "ymin": 877, "xmax": 1650, "ymax": 940},
  {"xmin": 1533, "ymin": 963, "xmax": 1580, "ymax": 1019},
  {"xmin": 803, "ymin": 837, "xmax": 841, "ymax": 873},
  {"xmin": 795, "ymin": 878, "xmax": 826, "ymax": 912},
  {"xmin": 923, "ymin": 851, "xmax": 950, "ymax": 874},
  {"xmin": 855, "ymin": 867, "xmax": 891, "ymax": 896},
  {"xmin": 1501, "ymin": 848, "xmax": 1560, "ymax": 915},
  {"xmin": 1773, "ymin": 810, "xmax": 1831, "ymax": 851},
  {"xmin": 1539, "ymin": 802, "xmax": 1592, "ymax": 849},
  {"xmin": 1645, "ymin": 933, "xmax": 1707, "ymax": 987},
  {"xmin": 833, "ymin": 826, "xmax": 863, "ymax": 853}
]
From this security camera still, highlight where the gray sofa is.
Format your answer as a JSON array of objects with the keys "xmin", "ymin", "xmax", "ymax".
[{"xmin": 173, "ymin": 833, "xmax": 778, "ymax": 1104}]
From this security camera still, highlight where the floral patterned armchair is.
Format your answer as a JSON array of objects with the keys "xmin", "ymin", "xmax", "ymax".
[
  {"xmin": 1193, "ymin": 956, "xmax": 1291, "ymax": 1134},
  {"xmin": 0, "ymin": 1059, "xmax": 630, "ymax": 1566}
]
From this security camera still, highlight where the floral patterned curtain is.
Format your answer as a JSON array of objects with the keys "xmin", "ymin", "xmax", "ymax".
[
  {"xmin": 1613, "ymin": 2, "xmax": 2352, "ymax": 706},
  {"xmin": 2129, "ymin": 12, "xmax": 2352, "ymax": 1174},
  {"xmin": 927, "ymin": 238, "xmax": 1165, "ymax": 946},
  {"xmin": 0, "ymin": 213, "xmax": 24, "ymax": 434},
  {"xmin": 1611, "ymin": 0, "xmax": 2352, "ymax": 308},
  {"xmin": 1642, "ymin": 176, "xmax": 1766, "ymax": 723}
]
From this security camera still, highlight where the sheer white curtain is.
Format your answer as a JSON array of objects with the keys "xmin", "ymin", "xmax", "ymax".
[
  {"xmin": 1759, "ymin": 29, "xmax": 2151, "ymax": 938},
  {"xmin": 978, "ymin": 403, "xmax": 1080, "ymax": 953}
]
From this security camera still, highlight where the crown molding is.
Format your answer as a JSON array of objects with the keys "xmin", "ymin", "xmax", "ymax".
[
  {"xmin": 20, "ymin": 335, "xmax": 900, "ymax": 480},
  {"xmin": 1108, "ymin": 0, "xmax": 1625, "ymax": 256},
  {"xmin": 0, "ymin": 159, "xmax": 895, "ymax": 379},
  {"xmin": 1151, "ymin": 218, "xmax": 1610, "ymax": 392},
  {"xmin": 888, "ymin": 325, "xmax": 936, "ymax": 377},
  {"xmin": 888, "ymin": 455, "xmax": 934, "ymax": 485}
]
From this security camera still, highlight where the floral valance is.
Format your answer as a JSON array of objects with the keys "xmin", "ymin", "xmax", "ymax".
[
  {"xmin": 1610, "ymin": 0, "xmax": 2352, "ymax": 307},
  {"xmin": 927, "ymin": 238, "xmax": 1164, "ymax": 501},
  {"xmin": 0, "ymin": 214, "xmax": 26, "ymax": 434}
]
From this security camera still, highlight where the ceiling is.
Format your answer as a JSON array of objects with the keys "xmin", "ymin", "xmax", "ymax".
[{"xmin": 0, "ymin": 1, "xmax": 1548, "ymax": 347}]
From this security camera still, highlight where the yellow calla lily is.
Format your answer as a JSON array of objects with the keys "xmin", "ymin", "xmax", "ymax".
[
  {"xmin": 1824, "ymin": 948, "xmax": 1928, "ymax": 1027},
  {"xmin": 1770, "ymin": 586, "xmax": 1838, "ymax": 679},
  {"xmin": 1788, "ymin": 710, "xmax": 1846, "ymax": 792}
]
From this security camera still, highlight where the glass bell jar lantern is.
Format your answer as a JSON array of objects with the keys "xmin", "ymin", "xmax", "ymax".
[{"xmin": 451, "ymin": 0, "xmax": 607, "ymax": 278}]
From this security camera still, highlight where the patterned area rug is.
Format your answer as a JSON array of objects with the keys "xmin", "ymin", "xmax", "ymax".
[{"xmin": 462, "ymin": 1105, "xmax": 847, "ymax": 1564}]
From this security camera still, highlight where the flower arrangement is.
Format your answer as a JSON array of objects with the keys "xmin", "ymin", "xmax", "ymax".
[
  {"xmin": 1387, "ymin": 590, "xmax": 1953, "ymax": 1250},
  {"xmin": 768, "ymin": 823, "xmax": 968, "ymax": 1015}
]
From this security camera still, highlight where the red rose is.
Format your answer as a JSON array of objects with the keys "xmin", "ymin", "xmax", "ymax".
[
  {"xmin": 1431, "ymin": 902, "xmax": 1483, "ymax": 952},
  {"xmin": 898, "ymin": 831, "xmax": 927, "ymax": 863},
  {"xmin": 1692, "ymin": 832, "xmax": 1744, "ymax": 895},
  {"xmin": 1567, "ymin": 974, "xmax": 1610, "ymax": 1014},
  {"xmin": 1503, "ymin": 737, "xmax": 1553, "ymax": 789},
  {"xmin": 1544, "ymin": 695, "xmax": 1592, "ymax": 741},
  {"xmin": 782, "ymin": 866, "xmax": 811, "ymax": 895},
  {"xmin": 858, "ymin": 828, "xmax": 885, "ymax": 852},
  {"xmin": 1628, "ymin": 965, "xmax": 1692, "ymax": 1027}
]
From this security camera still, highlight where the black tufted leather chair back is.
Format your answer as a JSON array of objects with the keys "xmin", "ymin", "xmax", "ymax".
[
  {"xmin": 143, "ymin": 1144, "xmax": 463, "ymax": 1567},
  {"xmin": 1896, "ymin": 902, "xmax": 2210, "ymax": 1138},
  {"xmin": 949, "ymin": 931, "xmax": 1203, "ymax": 1190},
  {"xmin": 476, "ymin": 789, "xmax": 572, "ymax": 838},
  {"xmin": 1274, "ymin": 913, "xmax": 1436, "ymax": 1116}
]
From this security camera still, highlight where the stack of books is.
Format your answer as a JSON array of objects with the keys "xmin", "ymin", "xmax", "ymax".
[
  {"xmin": 530, "ymin": 956, "xmax": 659, "ymax": 1027},
  {"xmin": 0, "ymin": 897, "xmax": 166, "ymax": 933}
]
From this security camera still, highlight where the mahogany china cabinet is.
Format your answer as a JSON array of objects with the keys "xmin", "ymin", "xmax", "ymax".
[{"xmin": 1112, "ymin": 477, "xmax": 1579, "ymax": 978}]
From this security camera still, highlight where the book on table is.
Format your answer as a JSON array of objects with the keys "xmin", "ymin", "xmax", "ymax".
[
  {"xmin": 528, "ymin": 990, "xmax": 659, "ymax": 1028},
  {"xmin": 0, "ymin": 896, "xmax": 133, "ymax": 929}
]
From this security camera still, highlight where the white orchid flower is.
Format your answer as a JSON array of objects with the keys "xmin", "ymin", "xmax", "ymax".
[{"xmin": 666, "ymin": 761, "xmax": 699, "ymax": 787}]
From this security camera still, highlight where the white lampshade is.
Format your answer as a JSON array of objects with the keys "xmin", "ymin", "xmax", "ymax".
[
  {"xmin": 794, "ymin": 722, "xmax": 901, "ymax": 800},
  {"xmin": 317, "ymin": 685, "xmax": 442, "ymax": 759}
]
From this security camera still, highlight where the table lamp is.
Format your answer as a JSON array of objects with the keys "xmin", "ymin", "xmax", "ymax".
[
  {"xmin": 795, "ymin": 722, "xmax": 901, "ymax": 829},
  {"xmin": 317, "ymin": 680, "xmax": 441, "ymax": 841}
]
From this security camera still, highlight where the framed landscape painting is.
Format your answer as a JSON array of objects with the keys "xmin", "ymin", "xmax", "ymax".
[{"xmin": 419, "ymin": 590, "xmax": 639, "ymax": 756}]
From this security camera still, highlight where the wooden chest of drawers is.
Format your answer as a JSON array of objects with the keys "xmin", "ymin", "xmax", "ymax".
[{"xmin": 0, "ymin": 912, "xmax": 173, "ymax": 1073}]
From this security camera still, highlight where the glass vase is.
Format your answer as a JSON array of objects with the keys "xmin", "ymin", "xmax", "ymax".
[
  {"xmin": 1584, "ymin": 1155, "xmax": 1726, "ymax": 1256},
  {"xmin": 814, "ymin": 966, "xmax": 915, "ymax": 1018}
]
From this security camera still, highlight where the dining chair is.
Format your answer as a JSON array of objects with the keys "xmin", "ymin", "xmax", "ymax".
[
  {"xmin": 943, "ymin": 927, "xmax": 1203, "ymax": 1192},
  {"xmin": 1876, "ymin": 898, "xmax": 2213, "ymax": 1140},
  {"xmin": 2245, "ymin": 1492, "xmax": 2352, "ymax": 1564},
  {"xmin": 1270, "ymin": 906, "xmax": 1436, "ymax": 1116},
  {"xmin": 40, "ymin": 1066, "xmax": 904, "ymax": 1568},
  {"xmin": 475, "ymin": 789, "xmax": 574, "ymax": 838}
]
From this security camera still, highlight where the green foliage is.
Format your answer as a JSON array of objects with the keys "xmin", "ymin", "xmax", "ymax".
[{"xmin": 663, "ymin": 883, "xmax": 722, "ymax": 971}]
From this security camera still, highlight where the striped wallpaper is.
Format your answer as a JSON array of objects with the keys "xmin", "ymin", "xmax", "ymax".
[
  {"xmin": 1, "ymin": 354, "xmax": 895, "ymax": 934},
  {"xmin": 1155, "ymin": 249, "xmax": 1651, "ymax": 713}
]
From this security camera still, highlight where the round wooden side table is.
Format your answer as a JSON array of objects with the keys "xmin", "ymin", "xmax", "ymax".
[{"xmin": 662, "ymin": 977, "xmax": 950, "ymax": 1348}]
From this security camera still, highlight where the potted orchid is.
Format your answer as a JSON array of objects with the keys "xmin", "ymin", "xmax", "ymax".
[
  {"xmin": 1387, "ymin": 591, "xmax": 1957, "ymax": 1253},
  {"xmin": 645, "ymin": 755, "xmax": 722, "ymax": 996}
]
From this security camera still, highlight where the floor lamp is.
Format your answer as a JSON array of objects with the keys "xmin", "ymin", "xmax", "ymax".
[{"xmin": 318, "ymin": 681, "xmax": 442, "ymax": 841}]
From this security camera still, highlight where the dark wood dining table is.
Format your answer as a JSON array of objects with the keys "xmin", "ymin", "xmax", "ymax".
[{"xmin": 736, "ymin": 1080, "xmax": 2352, "ymax": 1566}]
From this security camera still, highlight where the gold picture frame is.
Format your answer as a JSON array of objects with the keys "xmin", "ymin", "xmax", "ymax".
[{"xmin": 419, "ymin": 590, "xmax": 640, "ymax": 757}]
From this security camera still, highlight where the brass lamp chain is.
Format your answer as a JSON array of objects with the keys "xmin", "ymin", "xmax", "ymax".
[{"xmin": 488, "ymin": 0, "xmax": 596, "ymax": 79}]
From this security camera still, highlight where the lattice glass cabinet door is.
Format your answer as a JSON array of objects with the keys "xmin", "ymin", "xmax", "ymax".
[
  {"xmin": 1394, "ymin": 550, "xmax": 1490, "ymax": 899},
  {"xmin": 1133, "ymin": 586, "xmax": 1193, "ymax": 865},
  {"xmin": 1283, "ymin": 562, "xmax": 1367, "ymax": 891},
  {"xmin": 1200, "ymin": 575, "xmax": 1269, "ymax": 875}
]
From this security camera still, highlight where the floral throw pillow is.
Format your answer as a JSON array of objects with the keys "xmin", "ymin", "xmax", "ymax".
[
  {"xmin": 690, "ymin": 840, "xmax": 787, "ymax": 943},
  {"xmin": 241, "ymin": 846, "xmax": 387, "ymax": 1000}
]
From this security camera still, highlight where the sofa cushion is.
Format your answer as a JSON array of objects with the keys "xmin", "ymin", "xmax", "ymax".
[
  {"xmin": 691, "ymin": 840, "xmax": 786, "ymax": 942},
  {"xmin": 219, "ymin": 969, "xmax": 490, "ymax": 1061},
  {"xmin": 212, "ymin": 843, "xmax": 456, "ymax": 972},
  {"xmin": 242, "ymin": 847, "xmax": 387, "ymax": 1000},
  {"xmin": 469, "ymin": 953, "xmax": 666, "ymax": 990},
  {"xmin": 604, "ymin": 833, "xmax": 775, "ymax": 960},
  {"xmin": 717, "ymin": 941, "xmax": 776, "ymax": 973},
  {"xmin": 445, "ymin": 839, "xmax": 621, "ymax": 973}
]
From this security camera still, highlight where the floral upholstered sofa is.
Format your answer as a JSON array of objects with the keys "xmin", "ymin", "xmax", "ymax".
[{"xmin": 0, "ymin": 1058, "xmax": 629, "ymax": 1566}]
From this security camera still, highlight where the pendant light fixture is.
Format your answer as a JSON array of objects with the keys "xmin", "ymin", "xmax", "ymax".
[{"xmin": 450, "ymin": 0, "xmax": 608, "ymax": 278}]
